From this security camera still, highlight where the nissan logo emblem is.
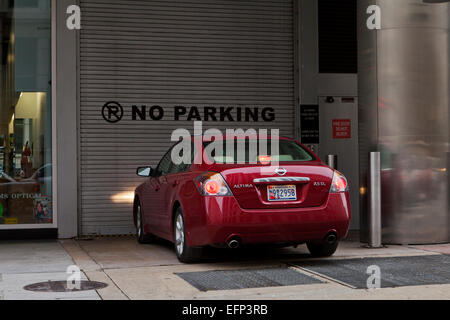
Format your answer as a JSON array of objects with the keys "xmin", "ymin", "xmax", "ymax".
[{"xmin": 275, "ymin": 168, "xmax": 287, "ymax": 176}]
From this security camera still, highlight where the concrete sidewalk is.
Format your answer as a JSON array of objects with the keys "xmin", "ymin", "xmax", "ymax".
[
  {"xmin": 1, "ymin": 237, "xmax": 450, "ymax": 300},
  {"xmin": 0, "ymin": 241, "xmax": 100, "ymax": 300},
  {"xmin": 61, "ymin": 237, "xmax": 450, "ymax": 300}
]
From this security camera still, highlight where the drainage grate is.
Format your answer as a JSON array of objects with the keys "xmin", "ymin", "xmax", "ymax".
[
  {"xmin": 290, "ymin": 255, "xmax": 450, "ymax": 289},
  {"xmin": 176, "ymin": 267, "xmax": 324, "ymax": 291},
  {"xmin": 24, "ymin": 281, "xmax": 108, "ymax": 293}
]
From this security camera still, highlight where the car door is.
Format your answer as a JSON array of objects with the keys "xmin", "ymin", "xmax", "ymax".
[
  {"xmin": 160, "ymin": 146, "xmax": 194, "ymax": 236},
  {"xmin": 143, "ymin": 149, "xmax": 173, "ymax": 237}
]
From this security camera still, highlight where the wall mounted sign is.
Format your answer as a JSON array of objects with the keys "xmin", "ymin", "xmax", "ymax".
[
  {"xmin": 333, "ymin": 119, "xmax": 352, "ymax": 139},
  {"xmin": 102, "ymin": 103, "xmax": 276, "ymax": 123},
  {"xmin": 300, "ymin": 105, "xmax": 320, "ymax": 144}
]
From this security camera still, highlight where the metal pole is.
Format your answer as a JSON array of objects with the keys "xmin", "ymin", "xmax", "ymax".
[
  {"xmin": 369, "ymin": 152, "xmax": 382, "ymax": 248},
  {"xmin": 327, "ymin": 155, "xmax": 338, "ymax": 170}
]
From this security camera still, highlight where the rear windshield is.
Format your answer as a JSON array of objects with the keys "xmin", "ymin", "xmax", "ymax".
[{"xmin": 203, "ymin": 139, "xmax": 314, "ymax": 164}]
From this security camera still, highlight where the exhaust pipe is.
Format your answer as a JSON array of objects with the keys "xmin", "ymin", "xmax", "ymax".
[
  {"xmin": 227, "ymin": 238, "xmax": 241, "ymax": 249},
  {"xmin": 326, "ymin": 233, "xmax": 338, "ymax": 245}
]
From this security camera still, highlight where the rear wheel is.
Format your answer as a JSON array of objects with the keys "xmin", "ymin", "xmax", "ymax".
[
  {"xmin": 174, "ymin": 208, "xmax": 202, "ymax": 263},
  {"xmin": 136, "ymin": 204, "xmax": 156, "ymax": 244},
  {"xmin": 307, "ymin": 240, "xmax": 339, "ymax": 257}
]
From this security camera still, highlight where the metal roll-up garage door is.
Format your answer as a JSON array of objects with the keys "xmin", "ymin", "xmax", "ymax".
[{"xmin": 79, "ymin": 0, "xmax": 296, "ymax": 235}]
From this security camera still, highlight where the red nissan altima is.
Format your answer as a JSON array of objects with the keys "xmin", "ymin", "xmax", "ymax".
[{"xmin": 133, "ymin": 136, "xmax": 351, "ymax": 263}]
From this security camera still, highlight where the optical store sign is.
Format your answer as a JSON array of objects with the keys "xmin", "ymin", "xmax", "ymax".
[
  {"xmin": 0, "ymin": 193, "xmax": 43, "ymax": 200},
  {"xmin": 0, "ymin": 193, "xmax": 52, "ymax": 225},
  {"xmin": 102, "ymin": 102, "xmax": 276, "ymax": 124}
]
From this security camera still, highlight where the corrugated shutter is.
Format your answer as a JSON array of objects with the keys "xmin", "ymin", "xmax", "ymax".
[{"xmin": 79, "ymin": 0, "xmax": 295, "ymax": 235}]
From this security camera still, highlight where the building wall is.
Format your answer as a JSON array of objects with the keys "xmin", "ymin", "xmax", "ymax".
[
  {"xmin": 299, "ymin": 0, "xmax": 359, "ymax": 230},
  {"xmin": 55, "ymin": 0, "xmax": 78, "ymax": 238},
  {"xmin": 358, "ymin": 0, "xmax": 450, "ymax": 244}
]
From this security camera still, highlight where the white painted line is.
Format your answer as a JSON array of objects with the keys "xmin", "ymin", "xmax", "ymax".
[{"xmin": 289, "ymin": 265, "xmax": 357, "ymax": 289}]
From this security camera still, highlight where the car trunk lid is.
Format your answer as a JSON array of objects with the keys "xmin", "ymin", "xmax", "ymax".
[{"xmin": 215, "ymin": 163, "xmax": 334, "ymax": 209}]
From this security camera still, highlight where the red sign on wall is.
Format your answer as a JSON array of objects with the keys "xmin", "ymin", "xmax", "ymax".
[{"xmin": 333, "ymin": 119, "xmax": 351, "ymax": 139}]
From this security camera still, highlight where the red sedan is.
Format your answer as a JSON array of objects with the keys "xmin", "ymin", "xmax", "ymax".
[{"xmin": 134, "ymin": 136, "xmax": 351, "ymax": 263}]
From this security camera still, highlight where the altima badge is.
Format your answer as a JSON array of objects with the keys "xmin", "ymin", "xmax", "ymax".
[
  {"xmin": 275, "ymin": 168, "xmax": 287, "ymax": 176},
  {"xmin": 233, "ymin": 184, "xmax": 253, "ymax": 189}
]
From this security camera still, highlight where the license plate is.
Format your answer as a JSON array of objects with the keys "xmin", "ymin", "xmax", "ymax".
[{"xmin": 267, "ymin": 185, "xmax": 297, "ymax": 202}]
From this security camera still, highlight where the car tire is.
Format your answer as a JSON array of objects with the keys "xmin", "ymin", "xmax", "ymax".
[
  {"xmin": 306, "ymin": 240, "xmax": 339, "ymax": 257},
  {"xmin": 136, "ymin": 203, "xmax": 156, "ymax": 244},
  {"xmin": 174, "ymin": 208, "xmax": 202, "ymax": 263}
]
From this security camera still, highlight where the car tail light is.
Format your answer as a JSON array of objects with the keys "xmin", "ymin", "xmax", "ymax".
[
  {"xmin": 258, "ymin": 155, "xmax": 274, "ymax": 164},
  {"xmin": 330, "ymin": 171, "xmax": 349, "ymax": 193},
  {"xmin": 194, "ymin": 172, "xmax": 233, "ymax": 196}
]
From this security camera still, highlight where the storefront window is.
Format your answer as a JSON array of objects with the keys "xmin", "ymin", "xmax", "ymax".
[{"xmin": 0, "ymin": 0, "xmax": 52, "ymax": 226}]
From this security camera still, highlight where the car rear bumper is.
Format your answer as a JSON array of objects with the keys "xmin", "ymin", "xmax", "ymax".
[{"xmin": 185, "ymin": 192, "xmax": 351, "ymax": 247}]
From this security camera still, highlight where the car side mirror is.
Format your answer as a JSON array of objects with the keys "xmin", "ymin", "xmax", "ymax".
[{"xmin": 137, "ymin": 166, "xmax": 153, "ymax": 177}]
